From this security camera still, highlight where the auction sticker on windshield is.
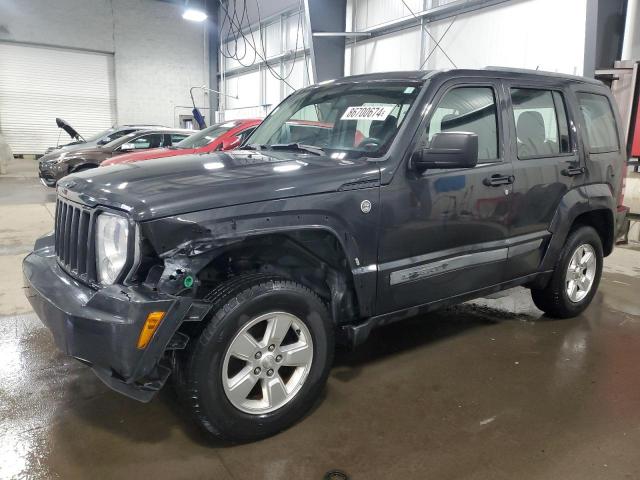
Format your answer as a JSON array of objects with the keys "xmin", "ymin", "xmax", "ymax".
[{"xmin": 341, "ymin": 105, "xmax": 394, "ymax": 121}]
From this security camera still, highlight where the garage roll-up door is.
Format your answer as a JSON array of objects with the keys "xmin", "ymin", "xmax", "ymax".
[{"xmin": 0, "ymin": 42, "xmax": 116, "ymax": 155}]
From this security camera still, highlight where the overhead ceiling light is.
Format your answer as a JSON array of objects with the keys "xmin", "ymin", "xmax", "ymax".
[{"xmin": 183, "ymin": 8, "xmax": 207, "ymax": 22}]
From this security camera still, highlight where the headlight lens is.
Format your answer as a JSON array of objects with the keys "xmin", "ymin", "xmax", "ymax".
[{"xmin": 96, "ymin": 213, "xmax": 129, "ymax": 284}]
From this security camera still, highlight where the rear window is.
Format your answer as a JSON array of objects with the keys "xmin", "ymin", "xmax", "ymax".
[{"xmin": 576, "ymin": 92, "xmax": 619, "ymax": 153}]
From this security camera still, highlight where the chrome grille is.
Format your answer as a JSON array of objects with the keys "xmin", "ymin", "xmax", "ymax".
[{"xmin": 54, "ymin": 197, "xmax": 97, "ymax": 283}]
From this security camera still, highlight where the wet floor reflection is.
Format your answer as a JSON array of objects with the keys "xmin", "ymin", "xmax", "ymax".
[{"xmin": 2, "ymin": 280, "xmax": 640, "ymax": 479}]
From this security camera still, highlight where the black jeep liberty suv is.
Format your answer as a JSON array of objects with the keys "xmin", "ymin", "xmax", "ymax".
[{"xmin": 24, "ymin": 68, "xmax": 627, "ymax": 442}]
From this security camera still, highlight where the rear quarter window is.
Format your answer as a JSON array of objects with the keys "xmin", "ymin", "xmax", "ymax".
[{"xmin": 576, "ymin": 92, "xmax": 619, "ymax": 153}]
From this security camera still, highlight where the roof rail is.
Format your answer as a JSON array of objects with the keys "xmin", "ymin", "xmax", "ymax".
[{"xmin": 484, "ymin": 66, "xmax": 601, "ymax": 84}]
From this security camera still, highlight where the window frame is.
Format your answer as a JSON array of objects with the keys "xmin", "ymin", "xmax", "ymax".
[
  {"xmin": 575, "ymin": 91, "xmax": 620, "ymax": 155},
  {"xmin": 129, "ymin": 133, "xmax": 164, "ymax": 149},
  {"xmin": 417, "ymin": 82, "xmax": 504, "ymax": 165},
  {"xmin": 509, "ymin": 86, "xmax": 575, "ymax": 161}
]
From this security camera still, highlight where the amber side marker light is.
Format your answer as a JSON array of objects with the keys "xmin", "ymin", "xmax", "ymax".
[{"xmin": 137, "ymin": 311, "xmax": 166, "ymax": 349}]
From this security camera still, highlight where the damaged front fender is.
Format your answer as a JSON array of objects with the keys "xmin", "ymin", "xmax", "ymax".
[{"xmin": 139, "ymin": 191, "xmax": 380, "ymax": 318}]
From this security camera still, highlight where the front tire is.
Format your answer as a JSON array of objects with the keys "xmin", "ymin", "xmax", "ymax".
[
  {"xmin": 176, "ymin": 275, "xmax": 334, "ymax": 442},
  {"xmin": 531, "ymin": 226, "xmax": 603, "ymax": 318}
]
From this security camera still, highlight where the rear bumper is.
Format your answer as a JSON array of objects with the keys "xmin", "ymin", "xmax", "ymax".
[
  {"xmin": 23, "ymin": 234, "xmax": 209, "ymax": 401},
  {"xmin": 616, "ymin": 205, "xmax": 630, "ymax": 243}
]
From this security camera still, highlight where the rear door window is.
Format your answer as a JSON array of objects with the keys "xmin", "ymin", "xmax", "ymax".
[
  {"xmin": 576, "ymin": 92, "xmax": 619, "ymax": 153},
  {"xmin": 511, "ymin": 88, "xmax": 572, "ymax": 159}
]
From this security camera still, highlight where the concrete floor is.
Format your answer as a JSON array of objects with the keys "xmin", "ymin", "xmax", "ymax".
[{"xmin": 2, "ymin": 160, "xmax": 640, "ymax": 479}]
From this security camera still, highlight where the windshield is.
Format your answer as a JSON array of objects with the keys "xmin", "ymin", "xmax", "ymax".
[
  {"xmin": 86, "ymin": 127, "xmax": 140, "ymax": 145},
  {"xmin": 84, "ymin": 127, "xmax": 117, "ymax": 143},
  {"xmin": 174, "ymin": 121, "xmax": 238, "ymax": 149},
  {"xmin": 247, "ymin": 81, "xmax": 422, "ymax": 157},
  {"xmin": 102, "ymin": 132, "xmax": 141, "ymax": 149}
]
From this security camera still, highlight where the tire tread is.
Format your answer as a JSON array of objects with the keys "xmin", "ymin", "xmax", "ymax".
[
  {"xmin": 176, "ymin": 274, "xmax": 331, "ymax": 441},
  {"xmin": 531, "ymin": 225, "xmax": 603, "ymax": 319}
]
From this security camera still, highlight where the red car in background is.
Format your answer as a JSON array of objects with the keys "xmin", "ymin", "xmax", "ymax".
[{"xmin": 101, "ymin": 119, "xmax": 261, "ymax": 167}]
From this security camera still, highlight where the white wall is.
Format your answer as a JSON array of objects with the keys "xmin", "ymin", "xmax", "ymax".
[
  {"xmin": 0, "ymin": 0, "xmax": 114, "ymax": 51},
  {"xmin": 346, "ymin": 26, "xmax": 423, "ymax": 74},
  {"xmin": 0, "ymin": 0, "xmax": 208, "ymax": 128},
  {"xmin": 111, "ymin": 0, "xmax": 208, "ymax": 126},
  {"xmin": 346, "ymin": 0, "xmax": 588, "ymax": 76},
  {"xmin": 424, "ymin": 0, "xmax": 586, "ymax": 74}
]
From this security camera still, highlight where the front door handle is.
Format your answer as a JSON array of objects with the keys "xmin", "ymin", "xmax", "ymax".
[
  {"xmin": 483, "ymin": 174, "xmax": 515, "ymax": 187},
  {"xmin": 561, "ymin": 166, "xmax": 585, "ymax": 177}
]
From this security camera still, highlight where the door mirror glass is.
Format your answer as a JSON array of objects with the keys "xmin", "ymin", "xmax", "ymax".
[
  {"xmin": 119, "ymin": 143, "xmax": 136, "ymax": 152},
  {"xmin": 412, "ymin": 132, "xmax": 478, "ymax": 171}
]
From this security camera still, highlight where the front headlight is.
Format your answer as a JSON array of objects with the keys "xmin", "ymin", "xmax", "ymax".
[
  {"xmin": 96, "ymin": 213, "xmax": 129, "ymax": 284},
  {"xmin": 41, "ymin": 152, "xmax": 66, "ymax": 166}
]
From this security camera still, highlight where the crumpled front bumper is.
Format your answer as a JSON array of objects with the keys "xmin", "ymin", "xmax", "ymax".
[{"xmin": 22, "ymin": 234, "xmax": 209, "ymax": 402}]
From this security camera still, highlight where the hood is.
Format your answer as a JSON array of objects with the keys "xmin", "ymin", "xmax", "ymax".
[
  {"xmin": 57, "ymin": 150, "xmax": 380, "ymax": 221},
  {"xmin": 41, "ymin": 141, "xmax": 102, "ymax": 161},
  {"xmin": 56, "ymin": 118, "xmax": 83, "ymax": 140},
  {"xmin": 41, "ymin": 146, "xmax": 105, "ymax": 164}
]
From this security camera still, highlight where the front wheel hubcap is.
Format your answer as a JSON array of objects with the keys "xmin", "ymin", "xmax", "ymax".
[
  {"xmin": 565, "ymin": 243, "xmax": 597, "ymax": 303},
  {"xmin": 222, "ymin": 312, "xmax": 314, "ymax": 414}
]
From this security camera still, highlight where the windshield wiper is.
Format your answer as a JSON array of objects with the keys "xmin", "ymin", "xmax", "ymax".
[
  {"xmin": 240, "ymin": 143, "xmax": 264, "ymax": 151},
  {"xmin": 268, "ymin": 143, "xmax": 325, "ymax": 156}
]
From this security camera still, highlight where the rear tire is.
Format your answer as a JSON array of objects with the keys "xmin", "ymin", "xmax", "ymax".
[
  {"xmin": 531, "ymin": 226, "xmax": 603, "ymax": 318},
  {"xmin": 175, "ymin": 275, "xmax": 334, "ymax": 443}
]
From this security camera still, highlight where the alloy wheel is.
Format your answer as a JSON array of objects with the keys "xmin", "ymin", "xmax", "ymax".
[
  {"xmin": 565, "ymin": 243, "xmax": 597, "ymax": 303},
  {"xmin": 222, "ymin": 312, "xmax": 314, "ymax": 414}
]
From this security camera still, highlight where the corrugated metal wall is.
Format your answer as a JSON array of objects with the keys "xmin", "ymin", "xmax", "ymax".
[{"xmin": 0, "ymin": 42, "xmax": 116, "ymax": 155}]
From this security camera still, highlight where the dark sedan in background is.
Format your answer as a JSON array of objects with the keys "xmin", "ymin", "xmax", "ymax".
[
  {"xmin": 44, "ymin": 120, "xmax": 168, "ymax": 155},
  {"xmin": 39, "ymin": 128, "xmax": 192, "ymax": 186}
]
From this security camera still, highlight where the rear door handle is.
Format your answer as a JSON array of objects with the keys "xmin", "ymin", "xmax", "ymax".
[
  {"xmin": 483, "ymin": 174, "xmax": 515, "ymax": 187},
  {"xmin": 561, "ymin": 166, "xmax": 585, "ymax": 177}
]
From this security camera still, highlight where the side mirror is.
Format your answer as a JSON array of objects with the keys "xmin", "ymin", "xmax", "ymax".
[
  {"xmin": 119, "ymin": 143, "xmax": 136, "ymax": 152},
  {"xmin": 411, "ymin": 132, "xmax": 479, "ymax": 171}
]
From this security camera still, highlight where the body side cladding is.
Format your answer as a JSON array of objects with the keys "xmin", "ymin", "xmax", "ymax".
[
  {"xmin": 529, "ymin": 183, "xmax": 615, "ymax": 289},
  {"xmin": 342, "ymin": 272, "xmax": 541, "ymax": 347}
]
